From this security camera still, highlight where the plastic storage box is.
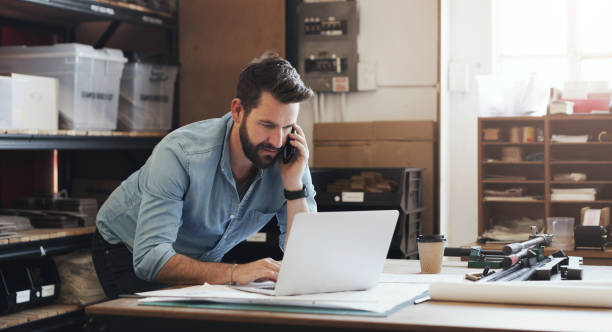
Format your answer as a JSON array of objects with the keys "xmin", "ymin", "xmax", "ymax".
[
  {"xmin": 118, "ymin": 61, "xmax": 178, "ymax": 131},
  {"xmin": 0, "ymin": 43, "xmax": 126, "ymax": 130},
  {"xmin": 0, "ymin": 73, "xmax": 58, "ymax": 130}
]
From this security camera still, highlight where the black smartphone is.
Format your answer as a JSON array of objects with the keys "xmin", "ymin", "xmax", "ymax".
[{"xmin": 282, "ymin": 128, "xmax": 296, "ymax": 163}]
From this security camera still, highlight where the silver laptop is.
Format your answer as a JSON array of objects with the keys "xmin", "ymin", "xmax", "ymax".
[{"xmin": 234, "ymin": 210, "xmax": 398, "ymax": 296}]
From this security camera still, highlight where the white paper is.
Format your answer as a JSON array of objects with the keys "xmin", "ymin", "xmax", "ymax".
[
  {"xmin": 138, "ymin": 283, "xmax": 429, "ymax": 314},
  {"xmin": 551, "ymin": 135, "xmax": 589, "ymax": 143},
  {"xmin": 583, "ymin": 209, "xmax": 601, "ymax": 226},
  {"xmin": 429, "ymin": 282, "xmax": 612, "ymax": 308}
]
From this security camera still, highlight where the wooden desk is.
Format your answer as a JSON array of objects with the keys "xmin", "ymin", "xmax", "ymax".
[{"xmin": 85, "ymin": 260, "xmax": 612, "ymax": 332}]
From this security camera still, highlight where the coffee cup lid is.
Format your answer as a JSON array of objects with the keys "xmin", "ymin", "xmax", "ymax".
[{"xmin": 417, "ymin": 234, "xmax": 446, "ymax": 242}]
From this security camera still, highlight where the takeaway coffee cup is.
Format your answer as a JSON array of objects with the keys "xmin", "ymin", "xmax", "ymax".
[{"xmin": 417, "ymin": 234, "xmax": 446, "ymax": 274}]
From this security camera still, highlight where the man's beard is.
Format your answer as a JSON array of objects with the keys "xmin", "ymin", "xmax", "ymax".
[{"xmin": 239, "ymin": 120, "xmax": 281, "ymax": 169}]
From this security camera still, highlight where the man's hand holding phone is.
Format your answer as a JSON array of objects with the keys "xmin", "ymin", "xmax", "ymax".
[{"xmin": 279, "ymin": 124, "xmax": 308, "ymax": 191}]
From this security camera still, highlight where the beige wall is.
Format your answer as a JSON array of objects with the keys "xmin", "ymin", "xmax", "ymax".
[{"xmin": 179, "ymin": 0, "xmax": 286, "ymax": 125}]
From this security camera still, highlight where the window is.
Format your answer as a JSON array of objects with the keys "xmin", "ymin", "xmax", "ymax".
[{"xmin": 493, "ymin": 0, "xmax": 612, "ymax": 88}]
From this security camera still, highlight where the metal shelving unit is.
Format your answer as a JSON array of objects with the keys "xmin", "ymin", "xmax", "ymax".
[
  {"xmin": 0, "ymin": 228, "xmax": 95, "ymax": 262},
  {"xmin": 0, "ymin": 133, "xmax": 164, "ymax": 150},
  {"xmin": 0, "ymin": 1, "xmax": 178, "ymax": 329},
  {"xmin": 1, "ymin": 0, "xmax": 177, "ymax": 29}
]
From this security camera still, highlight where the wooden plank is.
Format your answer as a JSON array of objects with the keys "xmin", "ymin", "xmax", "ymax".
[
  {"xmin": 8, "ymin": 237, "xmax": 24, "ymax": 244},
  {"xmin": 87, "ymin": 130, "xmax": 114, "ymax": 136},
  {"xmin": 0, "ymin": 227, "xmax": 94, "ymax": 246},
  {"xmin": 0, "ymin": 304, "xmax": 80, "ymax": 329}
]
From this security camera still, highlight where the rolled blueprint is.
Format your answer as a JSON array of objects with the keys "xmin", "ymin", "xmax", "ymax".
[{"xmin": 429, "ymin": 282, "xmax": 612, "ymax": 308}]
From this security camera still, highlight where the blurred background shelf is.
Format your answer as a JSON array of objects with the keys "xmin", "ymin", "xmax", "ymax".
[
  {"xmin": 0, "ymin": 0, "xmax": 177, "ymax": 29},
  {"xmin": 0, "ymin": 226, "xmax": 94, "ymax": 261},
  {"xmin": 0, "ymin": 132, "xmax": 164, "ymax": 150},
  {"xmin": 478, "ymin": 115, "xmax": 612, "ymax": 238}
]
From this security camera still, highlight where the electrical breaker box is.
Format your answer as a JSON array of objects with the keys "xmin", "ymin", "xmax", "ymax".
[{"xmin": 297, "ymin": 0, "xmax": 358, "ymax": 92}]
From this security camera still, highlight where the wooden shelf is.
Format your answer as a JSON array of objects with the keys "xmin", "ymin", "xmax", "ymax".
[
  {"xmin": 0, "ymin": 226, "xmax": 95, "ymax": 246},
  {"xmin": 551, "ymin": 161, "xmax": 612, "ymax": 165},
  {"xmin": 483, "ymin": 161, "xmax": 544, "ymax": 165},
  {"xmin": 480, "ymin": 116, "xmax": 545, "ymax": 121},
  {"xmin": 0, "ymin": 226, "xmax": 95, "ymax": 262},
  {"xmin": 484, "ymin": 199, "xmax": 545, "ymax": 204},
  {"xmin": 0, "ymin": 304, "xmax": 81, "ymax": 330},
  {"xmin": 482, "ymin": 142, "xmax": 544, "ymax": 146},
  {"xmin": 549, "ymin": 115, "xmax": 612, "ymax": 121},
  {"xmin": 551, "ymin": 142, "xmax": 612, "ymax": 145},
  {"xmin": 479, "ymin": 115, "xmax": 612, "ymax": 238},
  {"xmin": 551, "ymin": 180, "xmax": 612, "ymax": 184},
  {"xmin": 551, "ymin": 200, "xmax": 612, "ymax": 204},
  {"xmin": 483, "ymin": 180, "xmax": 544, "ymax": 184}
]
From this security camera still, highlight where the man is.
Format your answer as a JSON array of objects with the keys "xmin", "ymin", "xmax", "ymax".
[{"xmin": 92, "ymin": 53, "xmax": 317, "ymax": 298}]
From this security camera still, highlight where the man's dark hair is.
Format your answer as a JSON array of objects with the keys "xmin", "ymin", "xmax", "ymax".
[{"xmin": 236, "ymin": 52, "xmax": 313, "ymax": 113}]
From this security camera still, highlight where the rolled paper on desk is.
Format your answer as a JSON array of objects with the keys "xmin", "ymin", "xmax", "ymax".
[{"xmin": 429, "ymin": 282, "xmax": 612, "ymax": 308}]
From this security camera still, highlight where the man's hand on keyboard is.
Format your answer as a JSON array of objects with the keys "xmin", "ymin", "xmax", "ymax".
[{"xmin": 232, "ymin": 258, "xmax": 281, "ymax": 285}]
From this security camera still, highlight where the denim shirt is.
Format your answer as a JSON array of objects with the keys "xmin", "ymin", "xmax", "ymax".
[{"xmin": 96, "ymin": 113, "xmax": 317, "ymax": 281}]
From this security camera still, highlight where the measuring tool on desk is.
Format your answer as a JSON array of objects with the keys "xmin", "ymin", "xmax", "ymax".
[{"xmin": 445, "ymin": 226, "xmax": 583, "ymax": 281}]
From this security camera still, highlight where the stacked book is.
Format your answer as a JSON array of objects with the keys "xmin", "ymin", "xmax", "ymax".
[
  {"xmin": 551, "ymin": 188, "xmax": 597, "ymax": 201},
  {"xmin": 0, "ymin": 216, "xmax": 33, "ymax": 239}
]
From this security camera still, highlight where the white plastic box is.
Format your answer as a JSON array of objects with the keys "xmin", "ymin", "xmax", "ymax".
[
  {"xmin": 118, "ymin": 62, "xmax": 178, "ymax": 131},
  {"xmin": 0, "ymin": 43, "xmax": 126, "ymax": 130},
  {"xmin": 0, "ymin": 73, "xmax": 58, "ymax": 130}
]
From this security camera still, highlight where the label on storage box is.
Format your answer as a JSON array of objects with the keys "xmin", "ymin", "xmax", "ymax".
[
  {"xmin": 16, "ymin": 290, "xmax": 30, "ymax": 304},
  {"xmin": 342, "ymin": 192, "xmax": 364, "ymax": 202},
  {"xmin": 42, "ymin": 284, "xmax": 55, "ymax": 297}
]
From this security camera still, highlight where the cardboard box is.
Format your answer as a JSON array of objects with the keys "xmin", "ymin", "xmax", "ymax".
[
  {"xmin": 314, "ymin": 121, "xmax": 437, "ymax": 234},
  {"xmin": 0, "ymin": 73, "xmax": 58, "ymax": 130}
]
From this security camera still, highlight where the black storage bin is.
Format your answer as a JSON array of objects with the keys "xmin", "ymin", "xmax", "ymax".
[
  {"xmin": 28, "ymin": 258, "xmax": 60, "ymax": 306},
  {"xmin": 0, "ymin": 258, "xmax": 60, "ymax": 314},
  {"xmin": 0, "ymin": 262, "xmax": 33, "ymax": 314},
  {"xmin": 311, "ymin": 168, "xmax": 424, "ymax": 212},
  {"xmin": 311, "ymin": 168, "xmax": 425, "ymax": 259},
  {"xmin": 574, "ymin": 225, "xmax": 607, "ymax": 251}
]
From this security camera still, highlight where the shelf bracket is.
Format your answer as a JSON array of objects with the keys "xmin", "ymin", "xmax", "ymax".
[{"xmin": 95, "ymin": 21, "xmax": 121, "ymax": 49}]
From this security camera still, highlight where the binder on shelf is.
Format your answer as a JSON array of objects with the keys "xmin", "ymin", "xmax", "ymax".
[{"xmin": 0, "ymin": 258, "xmax": 60, "ymax": 314}]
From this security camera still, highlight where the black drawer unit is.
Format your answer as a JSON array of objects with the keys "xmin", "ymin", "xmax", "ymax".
[{"xmin": 311, "ymin": 168, "xmax": 425, "ymax": 258}]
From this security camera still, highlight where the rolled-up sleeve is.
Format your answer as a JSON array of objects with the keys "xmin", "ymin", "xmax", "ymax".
[
  {"xmin": 277, "ymin": 166, "xmax": 317, "ymax": 250},
  {"xmin": 132, "ymin": 140, "xmax": 189, "ymax": 281}
]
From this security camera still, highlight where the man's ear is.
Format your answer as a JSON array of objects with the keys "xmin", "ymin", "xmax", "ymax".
[{"xmin": 230, "ymin": 98, "xmax": 244, "ymax": 124}]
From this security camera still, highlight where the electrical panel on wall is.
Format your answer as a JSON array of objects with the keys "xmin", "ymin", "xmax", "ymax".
[{"xmin": 297, "ymin": 0, "xmax": 358, "ymax": 93}]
